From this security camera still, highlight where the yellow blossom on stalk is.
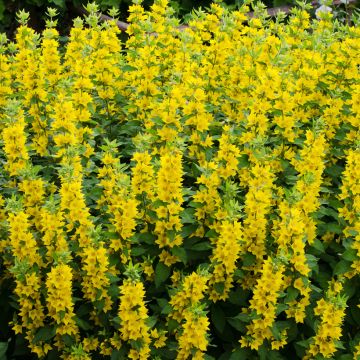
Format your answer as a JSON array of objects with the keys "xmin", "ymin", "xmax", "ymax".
[
  {"xmin": 131, "ymin": 152, "xmax": 156, "ymax": 200},
  {"xmin": 193, "ymin": 169, "xmax": 222, "ymax": 225},
  {"xmin": 208, "ymin": 221, "xmax": 242, "ymax": 301},
  {"xmin": 82, "ymin": 336, "xmax": 99, "ymax": 353},
  {"xmin": 40, "ymin": 28, "xmax": 62, "ymax": 87},
  {"xmin": 0, "ymin": 196, "xmax": 8, "ymax": 253},
  {"xmin": 0, "ymin": 53, "xmax": 12, "ymax": 107},
  {"xmin": 2, "ymin": 107, "xmax": 29, "ymax": 176},
  {"xmin": 159, "ymin": 249, "xmax": 179, "ymax": 266},
  {"xmin": 155, "ymin": 150, "xmax": 184, "ymax": 250},
  {"xmin": 157, "ymin": 151, "xmax": 183, "ymax": 203},
  {"xmin": 304, "ymin": 281, "xmax": 347, "ymax": 359},
  {"xmin": 118, "ymin": 279, "xmax": 151, "ymax": 359},
  {"xmin": 169, "ymin": 272, "xmax": 208, "ymax": 322},
  {"xmin": 46, "ymin": 264, "xmax": 79, "ymax": 337},
  {"xmin": 14, "ymin": 24, "xmax": 46, "ymax": 106},
  {"xmin": 214, "ymin": 130, "xmax": 240, "ymax": 179},
  {"xmin": 82, "ymin": 245, "xmax": 112, "ymax": 312},
  {"xmin": 98, "ymin": 339, "xmax": 112, "ymax": 356},
  {"xmin": 176, "ymin": 308, "xmax": 209, "ymax": 360},
  {"xmin": 8, "ymin": 211, "xmax": 42, "ymax": 266},
  {"xmin": 59, "ymin": 154, "xmax": 113, "ymax": 316},
  {"xmin": 59, "ymin": 178, "xmax": 92, "ymax": 245},
  {"xmin": 339, "ymin": 149, "xmax": 360, "ymax": 276},
  {"xmin": 141, "ymin": 259, "xmax": 155, "ymax": 281},
  {"xmin": 18, "ymin": 178, "xmax": 46, "ymax": 227},
  {"xmin": 273, "ymin": 201, "xmax": 311, "ymax": 324},
  {"xmin": 98, "ymin": 151, "xmax": 139, "ymax": 256},
  {"xmin": 273, "ymin": 131, "xmax": 327, "ymax": 324},
  {"xmin": 354, "ymin": 341, "xmax": 360, "ymax": 359},
  {"xmin": 150, "ymin": 328, "xmax": 167, "ymax": 348},
  {"xmin": 275, "ymin": 203, "xmax": 309, "ymax": 276},
  {"xmin": 12, "ymin": 272, "xmax": 49, "ymax": 357},
  {"xmin": 51, "ymin": 100, "xmax": 84, "ymax": 153},
  {"xmin": 240, "ymin": 258, "xmax": 285, "ymax": 350},
  {"xmin": 25, "ymin": 27, "xmax": 62, "ymax": 156},
  {"xmin": 292, "ymin": 131, "xmax": 327, "ymax": 221},
  {"xmin": 40, "ymin": 208, "xmax": 69, "ymax": 261},
  {"xmin": 285, "ymin": 277, "xmax": 311, "ymax": 324},
  {"xmin": 242, "ymin": 163, "xmax": 274, "ymax": 260}
]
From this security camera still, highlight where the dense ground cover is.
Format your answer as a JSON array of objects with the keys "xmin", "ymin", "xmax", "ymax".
[{"xmin": 0, "ymin": 1, "xmax": 360, "ymax": 359}]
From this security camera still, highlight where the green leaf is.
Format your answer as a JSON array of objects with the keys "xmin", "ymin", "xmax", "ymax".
[
  {"xmin": 0, "ymin": 1, "xmax": 5, "ymax": 21},
  {"xmin": 276, "ymin": 303, "xmax": 288, "ymax": 315},
  {"xmin": 325, "ymin": 223, "xmax": 342, "ymax": 234},
  {"xmin": 211, "ymin": 305, "xmax": 226, "ymax": 333},
  {"xmin": 204, "ymin": 355, "xmax": 216, "ymax": 360},
  {"xmin": 181, "ymin": 224, "xmax": 198, "ymax": 238},
  {"xmin": 205, "ymin": 229, "xmax": 217, "ymax": 238},
  {"xmin": 232, "ymin": 312, "xmax": 251, "ymax": 322},
  {"xmin": 342, "ymin": 248, "xmax": 357, "ymax": 262},
  {"xmin": 237, "ymin": 154, "xmax": 250, "ymax": 168},
  {"xmin": 333, "ymin": 260, "xmax": 352, "ymax": 276},
  {"xmin": 11, "ymin": 335, "xmax": 29, "ymax": 357},
  {"xmin": 33, "ymin": 326, "xmax": 56, "ymax": 343},
  {"xmin": 242, "ymin": 253, "xmax": 256, "ymax": 267},
  {"xmin": 273, "ymin": 0, "xmax": 288, "ymax": 5},
  {"xmin": 122, "ymin": 65, "xmax": 137, "ymax": 72},
  {"xmin": 0, "ymin": 341, "xmax": 8, "ymax": 359},
  {"xmin": 135, "ymin": 233, "xmax": 156, "ymax": 245},
  {"xmin": 306, "ymin": 254, "xmax": 319, "ymax": 273},
  {"xmin": 227, "ymin": 318, "xmax": 244, "ymax": 331},
  {"xmin": 285, "ymin": 287, "xmax": 299, "ymax": 303},
  {"xmin": 155, "ymin": 262, "xmax": 171, "ymax": 288},
  {"xmin": 76, "ymin": 303, "xmax": 92, "ymax": 317},
  {"xmin": 350, "ymin": 303, "xmax": 360, "ymax": 326},
  {"xmin": 62, "ymin": 334, "xmax": 75, "ymax": 347},
  {"xmin": 312, "ymin": 238, "xmax": 325, "ymax": 253},
  {"xmin": 171, "ymin": 246, "xmax": 187, "ymax": 263},
  {"xmin": 338, "ymin": 355, "xmax": 353, "ymax": 360},
  {"xmin": 268, "ymin": 350, "xmax": 286, "ymax": 360},
  {"xmin": 50, "ymin": 0, "xmax": 65, "ymax": 7},
  {"xmin": 146, "ymin": 316, "xmax": 157, "ymax": 328},
  {"xmin": 75, "ymin": 318, "xmax": 91, "ymax": 331},
  {"xmin": 334, "ymin": 340, "xmax": 346, "ymax": 350},
  {"xmin": 296, "ymin": 339, "xmax": 309, "ymax": 348},
  {"xmin": 213, "ymin": 282, "xmax": 225, "ymax": 295},
  {"xmin": 131, "ymin": 247, "xmax": 147, "ymax": 256},
  {"xmin": 191, "ymin": 242, "xmax": 212, "ymax": 251},
  {"xmin": 228, "ymin": 288, "xmax": 250, "ymax": 306},
  {"xmin": 181, "ymin": 208, "xmax": 195, "ymax": 224},
  {"xmin": 271, "ymin": 322, "xmax": 282, "ymax": 341},
  {"xmin": 167, "ymin": 319, "xmax": 178, "ymax": 332},
  {"xmin": 157, "ymin": 298, "xmax": 172, "ymax": 315},
  {"xmin": 111, "ymin": 348, "xmax": 127, "ymax": 359},
  {"xmin": 229, "ymin": 348, "xmax": 251, "ymax": 359}
]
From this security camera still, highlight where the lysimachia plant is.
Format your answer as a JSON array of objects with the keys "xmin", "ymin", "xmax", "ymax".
[{"xmin": 0, "ymin": 1, "xmax": 360, "ymax": 359}]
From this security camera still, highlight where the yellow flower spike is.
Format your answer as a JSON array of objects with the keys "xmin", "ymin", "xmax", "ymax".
[
  {"xmin": 169, "ymin": 272, "xmax": 209, "ymax": 322},
  {"xmin": 208, "ymin": 221, "xmax": 242, "ymax": 301},
  {"xmin": 176, "ymin": 307, "xmax": 210, "ymax": 360},
  {"xmin": 46, "ymin": 264, "xmax": 79, "ymax": 339},
  {"xmin": 240, "ymin": 258, "xmax": 285, "ymax": 350},
  {"xmin": 304, "ymin": 280, "xmax": 347, "ymax": 359},
  {"xmin": 118, "ymin": 279, "xmax": 151, "ymax": 359}
]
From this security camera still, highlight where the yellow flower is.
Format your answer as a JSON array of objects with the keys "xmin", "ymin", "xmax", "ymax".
[
  {"xmin": 46, "ymin": 264, "xmax": 79, "ymax": 338},
  {"xmin": 118, "ymin": 279, "xmax": 151, "ymax": 358}
]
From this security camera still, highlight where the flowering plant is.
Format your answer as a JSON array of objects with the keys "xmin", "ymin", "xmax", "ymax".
[{"xmin": 0, "ymin": 1, "xmax": 360, "ymax": 359}]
